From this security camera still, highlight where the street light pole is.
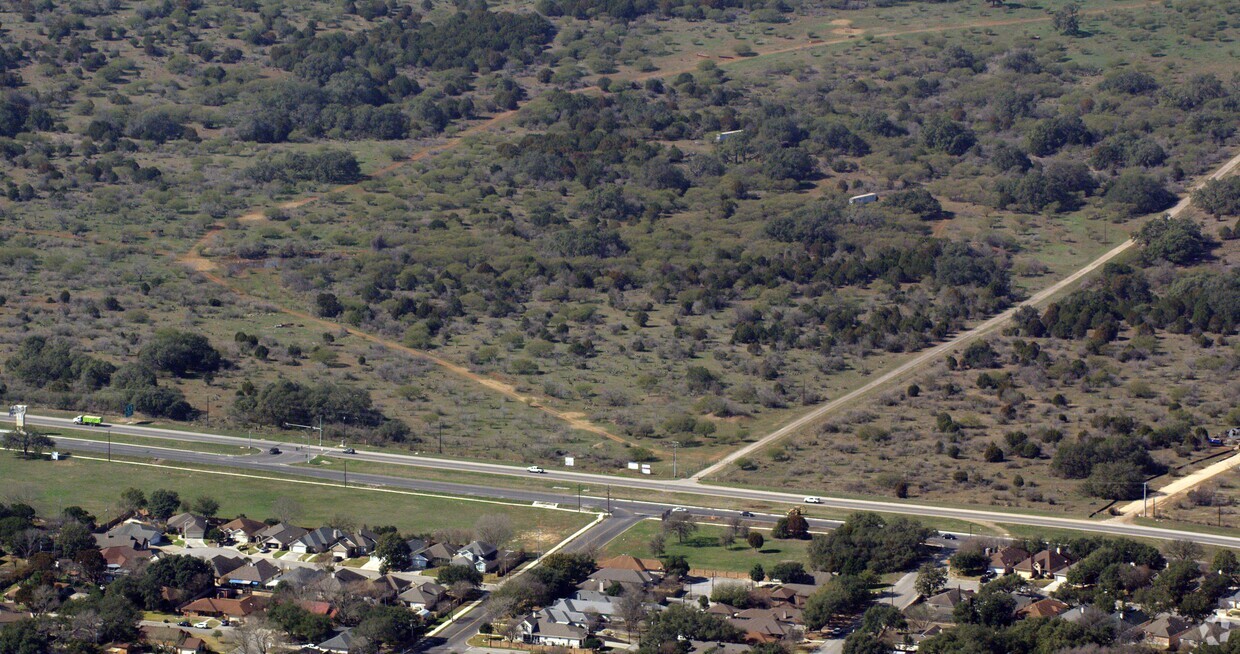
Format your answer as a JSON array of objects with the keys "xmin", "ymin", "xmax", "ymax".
[
  {"xmin": 107, "ymin": 429, "xmax": 111, "ymax": 462},
  {"xmin": 284, "ymin": 420, "xmax": 322, "ymax": 463},
  {"xmin": 670, "ymin": 441, "xmax": 680, "ymax": 479},
  {"xmin": 343, "ymin": 459, "xmax": 348, "ymax": 488},
  {"xmin": 1143, "ymin": 482, "xmax": 1148, "ymax": 518}
]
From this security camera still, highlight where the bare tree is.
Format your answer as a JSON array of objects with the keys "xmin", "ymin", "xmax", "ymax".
[
  {"xmin": 271, "ymin": 497, "xmax": 303, "ymax": 526},
  {"xmin": 617, "ymin": 591, "xmax": 649, "ymax": 643},
  {"xmin": 232, "ymin": 617, "xmax": 285, "ymax": 654},
  {"xmin": 662, "ymin": 512, "xmax": 697, "ymax": 543},
  {"xmin": 1165, "ymin": 539, "xmax": 1204, "ymax": 563},
  {"xmin": 474, "ymin": 514, "xmax": 515, "ymax": 548},
  {"xmin": 12, "ymin": 528, "xmax": 46, "ymax": 558}
]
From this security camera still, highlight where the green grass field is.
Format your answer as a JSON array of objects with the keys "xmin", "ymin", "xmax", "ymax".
[
  {"xmin": 0, "ymin": 453, "xmax": 591, "ymax": 550},
  {"xmin": 599, "ymin": 519, "xmax": 811, "ymax": 574}
]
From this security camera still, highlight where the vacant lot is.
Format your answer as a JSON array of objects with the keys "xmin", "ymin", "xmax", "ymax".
[
  {"xmin": 0, "ymin": 454, "xmax": 592, "ymax": 550},
  {"xmin": 600, "ymin": 519, "xmax": 810, "ymax": 573}
]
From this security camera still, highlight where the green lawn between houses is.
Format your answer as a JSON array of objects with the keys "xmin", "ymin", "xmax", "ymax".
[
  {"xmin": 600, "ymin": 519, "xmax": 812, "ymax": 574},
  {"xmin": 0, "ymin": 454, "xmax": 592, "ymax": 551}
]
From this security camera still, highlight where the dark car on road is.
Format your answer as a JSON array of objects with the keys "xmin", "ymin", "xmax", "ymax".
[
  {"xmin": 268, "ymin": 447, "xmax": 281, "ymax": 455},
  {"xmin": 740, "ymin": 511, "xmax": 754, "ymax": 517}
]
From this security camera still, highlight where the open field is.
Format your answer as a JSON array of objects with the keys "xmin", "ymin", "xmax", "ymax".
[
  {"xmin": 0, "ymin": 0, "xmax": 1236, "ymax": 504},
  {"xmin": 0, "ymin": 453, "xmax": 592, "ymax": 550},
  {"xmin": 600, "ymin": 519, "xmax": 812, "ymax": 574}
]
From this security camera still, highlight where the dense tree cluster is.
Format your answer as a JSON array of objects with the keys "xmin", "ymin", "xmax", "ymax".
[
  {"xmin": 232, "ymin": 379, "xmax": 408, "ymax": 443},
  {"xmin": 808, "ymin": 512, "xmax": 933, "ymax": 574}
]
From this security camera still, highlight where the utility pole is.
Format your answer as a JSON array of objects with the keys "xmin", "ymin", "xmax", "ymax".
[
  {"xmin": 670, "ymin": 441, "xmax": 680, "ymax": 479},
  {"xmin": 607, "ymin": 486, "xmax": 611, "ymax": 514},
  {"xmin": 577, "ymin": 484, "xmax": 582, "ymax": 512},
  {"xmin": 107, "ymin": 429, "xmax": 111, "ymax": 462},
  {"xmin": 438, "ymin": 421, "xmax": 444, "ymax": 454},
  {"xmin": 343, "ymin": 459, "xmax": 348, "ymax": 488},
  {"xmin": 1143, "ymin": 482, "xmax": 1148, "ymax": 518}
]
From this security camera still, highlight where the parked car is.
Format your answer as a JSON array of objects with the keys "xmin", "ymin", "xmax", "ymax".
[
  {"xmin": 941, "ymin": 533, "xmax": 957, "ymax": 540},
  {"xmin": 194, "ymin": 621, "xmax": 210, "ymax": 629},
  {"xmin": 526, "ymin": 466, "xmax": 545, "ymax": 473},
  {"xmin": 803, "ymin": 496, "xmax": 823, "ymax": 504},
  {"xmin": 341, "ymin": 447, "xmax": 355, "ymax": 454},
  {"xmin": 177, "ymin": 621, "xmax": 190, "ymax": 627},
  {"xmin": 268, "ymin": 447, "xmax": 281, "ymax": 455}
]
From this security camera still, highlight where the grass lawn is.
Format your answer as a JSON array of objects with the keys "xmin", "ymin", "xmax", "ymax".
[
  {"xmin": 0, "ymin": 454, "xmax": 592, "ymax": 551},
  {"xmin": 600, "ymin": 519, "xmax": 811, "ymax": 574}
]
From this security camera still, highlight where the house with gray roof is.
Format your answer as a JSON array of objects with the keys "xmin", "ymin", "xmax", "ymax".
[
  {"xmin": 95, "ymin": 521, "xmax": 164, "ymax": 550},
  {"xmin": 291, "ymin": 527, "xmax": 344, "ymax": 555},
  {"xmin": 167, "ymin": 513, "xmax": 209, "ymax": 540},
  {"xmin": 518, "ymin": 616, "xmax": 588, "ymax": 648},
  {"xmin": 258, "ymin": 523, "xmax": 309, "ymax": 550}
]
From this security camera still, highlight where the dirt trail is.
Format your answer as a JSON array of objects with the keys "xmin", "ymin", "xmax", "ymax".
[
  {"xmin": 174, "ymin": 0, "xmax": 1165, "ymax": 459},
  {"xmin": 1112, "ymin": 452, "xmax": 1240, "ymax": 521},
  {"xmin": 693, "ymin": 148, "xmax": 1240, "ymax": 480},
  {"xmin": 189, "ymin": 263, "xmax": 641, "ymax": 447}
]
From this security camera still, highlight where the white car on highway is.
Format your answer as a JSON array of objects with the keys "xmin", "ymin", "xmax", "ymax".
[
  {"xmin": 526, "ymin": 466, "xmax": 545, "ymax": 473},
  {"xmin": 803, "ymin": 496, "xmax": 823, "ymax": 504}
]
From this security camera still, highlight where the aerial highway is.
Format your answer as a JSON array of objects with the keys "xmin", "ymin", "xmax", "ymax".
[{"xmin": 8, "ymin": 413, "xmax": 1240, "ymax": 548}]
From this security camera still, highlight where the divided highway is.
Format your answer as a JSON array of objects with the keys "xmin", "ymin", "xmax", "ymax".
[{"xmin": 9, "ymin": 414, "xmax": 1240, "ymax": 548}]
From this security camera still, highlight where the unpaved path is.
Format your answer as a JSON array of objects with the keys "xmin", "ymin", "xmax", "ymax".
[
  {"xmin": 692, "ymin": 149, "xmax": 1240, "ymax": 480},
  {"xmin": 1113, "ymin": 452, "xmax": 1240, "ymax": 520}
]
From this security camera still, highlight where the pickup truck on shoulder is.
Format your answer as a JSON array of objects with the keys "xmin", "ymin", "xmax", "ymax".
[{"xmin": 73, "ymin": 415, "xmax": 103, "ymax": 426}]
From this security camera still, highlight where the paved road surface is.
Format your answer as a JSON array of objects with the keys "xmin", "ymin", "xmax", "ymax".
[{"xmin": 17, "ymin": 418, "xmax": 1240, "ymax": 548}]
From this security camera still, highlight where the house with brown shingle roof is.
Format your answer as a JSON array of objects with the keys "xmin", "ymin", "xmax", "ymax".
[
  {"xmin": 179, "ymin": 595, "xmax": 267, "ymax": 619},
  {"xmin": 100, "ymin": 545, "xmax": 154, "ymax": 571},
  {"xmin": 1017, "ymin": 598, "xmax": 1070, "ymax": 620},
  {"xmin": 989, "ymin": 545, "xmax": 1031, "ymax": 576},
  {"xmin": 220, "ymin": 517, "xmax": 267, "ymax": 544},
  {"xmin": 1140, "ymin": 614, "xmax": 1195, "ymax": 650},
  {"xmin": 1014, "ymin": 549, "xmax": 1073, "ymax": 579}
]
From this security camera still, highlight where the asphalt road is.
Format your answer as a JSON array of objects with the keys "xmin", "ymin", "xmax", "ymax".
[
  {"xmin": 13, "ymin": 415, "xmax": 1240, "ymax": 548},
  {"xmin": 417, "ymin": 511, "xmax": 643, "ymax": 654}
]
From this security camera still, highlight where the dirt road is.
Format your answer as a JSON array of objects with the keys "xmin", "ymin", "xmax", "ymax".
[{"xmin": 692, "ymin": 149, "xmax": 1240, "ymax": 480}]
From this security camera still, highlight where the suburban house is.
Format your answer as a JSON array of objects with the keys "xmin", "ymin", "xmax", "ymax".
[
  {"xmin": 315, "ymin": 628, "xmax": 355, "ymax": 654},
  {"xmin": 220, "ymin": 518, "xmax": 267, "ymax": 544},
  {"xmin": 989, "ymin": 546, "xmax": 1031, "ymax": 576},
  {"xmin": 257, "ymin": 523, "xmax": 309, "ymax": 550},
  {"xmin": 729, "ymin": 607, "xmax": 802, "ymax": 643},
  {"xmin": 291, "ymin": 527, "xmax": 345, "ymax": 555},
  {"xmin": 404, "ymin": 539, "xmax": 432, "ymax": 570},
  {"xmin": 398, "ymin": 582, "xmax": 447, "ymax": 613},
  {"xmin": 1140, "ymin": 614, "xmax": 1195, "ymax": 650},
  {"xmin": 166, "ymin": 513, "xmax": 209, "ymax": 540},
  {"xmin": 423, "ymin": 542, "xmax": 459, "ymax": 567},
  {"xmin": 140, "ymin": 626, "xmax": 205, "ymax": 654},
  {"xmin": 1017, "ymin": 598, "xmax": 1070, "ymax": 620},
  {"xmin": 204, "ymin": 554, "xmax": 245, "ymax": 582},
  {"xmin": 99, "ymin": 545, "xmax": 154, "ymax": 572},
  {"xmin": 330, "ymin": 531, "xmax": 378, "ymax": 559},
  {"xmin": 368, "ymin": 574, "xmax": 413, "ymax": 599},
  {"xmin": 453, "ymin": 541, "xmax": 498, "ymax": 572},
  {"xmin": 1014, "ymin": 549, "xmax": 1073, "ymax": 579},
  {"xmin": 267, "ymin": 566, "xmax": 329, "ymax": 591},
  {"xmin": 578, "ymin": 567, "xmax": 660, "ymax": 594},
  {"xmin": 179, "ymin": 595, "xmax": 267, "ymax": 620},
  {"xmin": 225, "ymin": 559, "xmax": 282, "ymax": 587},
  {"xmin": 518, "ymin": 615, "xmax": 588, "ymax": 648},
  {"xmin": 95, "ymin": 522, "xmax": 164, "ymax": 550},
  {"xmin": 1179, "ymin": 621, "xmax": 1234, "ymax": 649}
]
